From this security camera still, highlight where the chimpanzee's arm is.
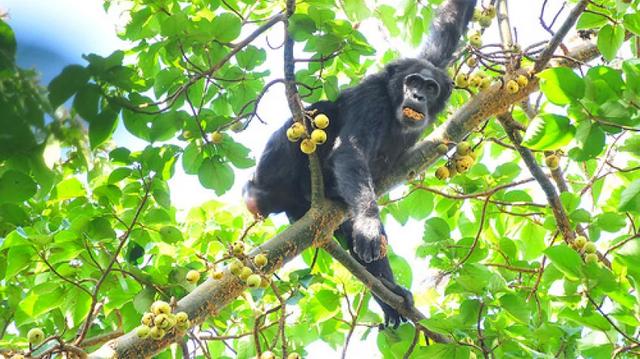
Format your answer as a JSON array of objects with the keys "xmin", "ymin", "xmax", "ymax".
[{"xmin": 421, "ymin": 0, "xmax": 477, "ymax": 68}]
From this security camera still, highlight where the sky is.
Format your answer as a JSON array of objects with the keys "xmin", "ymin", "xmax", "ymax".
[{"xmin": 1, "ymin": 0, "xmax": 562, "ymax": 357}]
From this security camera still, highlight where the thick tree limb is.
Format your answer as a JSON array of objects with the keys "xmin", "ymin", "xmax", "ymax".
[{"xmin": 90, "ymin": 21, "xmax": 603, "ymax": 359}]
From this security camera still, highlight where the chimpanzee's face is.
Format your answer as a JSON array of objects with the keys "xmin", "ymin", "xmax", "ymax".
[{"xmin": 399, "ymin": 72, "xmax": 442, "ymax": 126}]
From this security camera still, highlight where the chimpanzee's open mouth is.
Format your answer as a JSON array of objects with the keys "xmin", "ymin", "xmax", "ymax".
[{"xmin": 402, "ymin": 107, "xmax": 425, "ymax": 122}]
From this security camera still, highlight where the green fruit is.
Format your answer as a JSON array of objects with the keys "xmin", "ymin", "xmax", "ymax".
[
  {"xmin": 211, "ymin": 270, "xmax": 224, "ymax": 280},
  {"xmin": 436, "ymin": 143, "xmax": 449, "ymax": 155},
  {"xmin": 239, "ymin": 266, "xmax": 253, "ymax": 281},
  {"xmin": 149, "ymin": 326, "xmax": 165, "ymax": 340},
  {"xmin": 313, "ymin": 114, "xmax": 330, "ymax": 129},
  {"xmin": 435, "ymin": 166, "xmax": 450, "ymax": 180},
  {"xmin": 573, "ymin": 236, "xmax": 587, "ymax": 250},
  {"xmin": 141, "ymin": 312, "xmax": 155, "ymax": 326},
  {"xmin": 469, "ymin": 33, "xmax": 483, "ymax": 47},
  {"xmin": 230, "ymin": 260, "xmax": 244, "ymax": 275},
  {"xmin": 186, "ymin": 270, "xmax": 200, "ymax": 284},
  {"xmin": 479, "ymin": 77, "xmax": 492, "ymax": 90},
  {"xmin": 27, "ymin": 328, "xmax": 45, "ymax": 346},
  {"xmin": 484, "ymin": 5, "xmax": 496, "ymax": 18},
  {"xmin": 545, "ymin": 155, "xmax": 560, "ymax": 170},
  {"xmin": 175, "ymin": 312, "xmax": 189, "ymax": 324},
  {"xmin": 288, "ymin": 353, "xmax": 301, "ymax": 359},
  {"xmin": 478, "ymin": 15, "xmax": 492, "ymax": 27},
  {"xmin": 136, "ymin": 325, "xmax": 151, "ymax": 338},
  {"xmin": 456, "ymin": 141, "xmax": 471, "ymax": 156},
  {"xmin": 469, "ymin": 74, "xmax": 482, "ymax": 88},
  {"xmin": 254, "ymin": 253, "xmax": 268, "ymax": 268},
  {"xmin": 176, "ymin": 319, "xmax": 191, "ymax": 332},
  {"xmin": 585, "ymin": 253, "xmax": 598, "ymax": 264},
  {"xmin": 455, "ymin": 156, "xmax": 475, "ymax": 173},
  {"xmin": 151, "ymin": 301, "xmax": 171, "ymax": 315},
  {"xmin": 232, "ymin": 241, "xmax": 245, "ymax": 255},
  {"xmin": 154, "ymin": 314, "xmax": 171, "ymax": 329},
  {"xmin": 247, "ymin": 274, "xmax": 262, "ymax": 288},
  {"xmin": 211, "ymin": 131, "xmax": 224, "ymax": 144},
  {"xmin": 584, "ymin": 241, "xmax": 597, "ymax": 254},
  {"xmin": 455, "ymin": 73, "xmax": 469, "ymax": 88},
  {"xmin": 466, "ymin": 57, "xmax": 478, "ymax": 68}
]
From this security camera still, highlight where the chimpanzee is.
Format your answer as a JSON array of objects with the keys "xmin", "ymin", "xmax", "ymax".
[{"xmin": 243, "ymin": 0, "xmax": 477, "ymax": 327}]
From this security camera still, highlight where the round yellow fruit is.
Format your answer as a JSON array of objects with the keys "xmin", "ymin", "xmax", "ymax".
[
  {"xmin": 466, "ymin": 57, "xmax": 478, "ymax": 68},
  {"xmin": 311, "ymin": 129, "xmax": 327, "ymax": 145},
  {"xmin": 246, "ymin": 274, "xmax": 262, "ymax": 288},
  {"xmin": 584, "ymin": 241, "xmax": 597, "ymax": 254},
  {"xmin": 585, "ymin": 253, "xmax": 599, "ymax": 264},
  {"xmin": 239, "ymin": 266, "xmax": 253, "ymax": 281},
  {"xmin": 254, "ymin": 253, "xmax": 268, "ymax": 268},
  {"xmin": 149, "ymin": 326, "xmax": 165, "ymax": 340},
  {"xmin": 472, "ymin": 9, "xmax": 482, "ymax": 21},
  {"xmin": 260, "ymin": 277, "xmax": 271, "ymax": 288},
  {"xmin": 141, "ymin": 312, "xmax": 155, "ymax": 326},
  {"xmin": 479, "ymin": 77, "xmax": 492, "ymax": 90},
  {"xmin": 455, "ymin": 156, "xmax": 475, "ymax": 173},
  {"xmin": 288, "ymin": 353, "xmax": 301, "ymax": 359},
  {"xmin": 436, "ymin": 143, "xmax": 449, "ymax": 155},
  {"xmin": 154, "ymin": 314, "xmax": 171, "ymax": 329},
  {"xmin": 176, "ymin": 319, "xmax": 191, "ymax": 331},
  {"xmin": 211, "ymin": 131, "xmax": 224, "ymax": 144},
  {"xmin": 230, "ymin": 260, "xmax": 244, "ymax": 275},
  {"xmin": 506, "ymin": 80, "xmax": 519, "ymax": 94},
  {"xmin": 516, "ymin": 74, "xmax": 529, "ymax": 88},
  {"xmin": 313, "ymin": 114, "xmax": 330, "ymax": 129},
  {"xmin": 175, "ymin": 312, "xmax": 189, "ymax": 324},
  {"xmin": 232, "ymin": 241, "xmax": 245, "ymax": 255},
  {"xmin": 211, "ymin": 270, "xmax": 224, "ymax": 280},
  {"xmin": 186, "ymin": 270, "xmax": 200, "ymax": 284},
  {"xmin": 545, "ymin": 155, "xmax": 560, "ymax": 170},
  {"xmin": 573, "ymin": 236, "xmax": 587, "ymax": 250},
  {"xmin": 27, "ymin": 328, "xmax": 45, "ymax": 345},
  {"xmin": 286, "ymin": 127, "xmax": 301, "ymax": 142},
  {"xmin": 484, "ymin": 5, "xmax": 496, "ymax": 18},
  {"xmin": 469, "ymin": 33, "xmax": 483, "ymax": 47},
  {"xmin": 469, "ymin": 74, "xmax": 482, "ymax": 88},
  {"xmin": 151, "ymin": 301, "xmax": 171, "ymax": 315},
  {"xmin": 11, "ymin": 355, "xmax": 25, "ymax": 359},
  {"xmin": 455, "ymin": 73, "xmax": 469, "ymax": 88},
  {"xmin": 136, "ymin": 325, "xmax": 151, "ymax": 338},
  {"xmin": 261, "ymin": 351, "xmax": 276, "ymax": 359},
  {"xmin": 456, "ymin": 141, "xmax": 471, "ymax": 156},
  {"xmin": 300, "ymin": 139, "xmax": 317, "ymax": 154},
  {"xmin": 435, "ymin": 166, "xmax": 450, "ymax": 180},
  {"xmin": 291, "ymin": 122, "xmax": 306, "ymax": 137}
]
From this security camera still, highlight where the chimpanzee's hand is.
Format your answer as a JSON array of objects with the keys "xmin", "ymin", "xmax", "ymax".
[{"xmin": 352, "ymin": 216, "xmax": 385, "ymax": 263}]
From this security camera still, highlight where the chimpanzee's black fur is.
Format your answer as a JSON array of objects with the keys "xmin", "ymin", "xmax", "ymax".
[{"xmin": 243, "ymin": 0, "xmax": 477, "ymax": 327}]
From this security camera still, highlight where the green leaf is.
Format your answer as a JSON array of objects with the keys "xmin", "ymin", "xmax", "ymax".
[
  {"xmin": 538, "ymin": 67, "xmax": 585, "ymax": 105},
  {"xmin": 595, "ymin": 212, "xmax": 626, "ymax": 232},
  {"xmin": 159, "ymin": 226, "xmax": 183, "ymax": 243},
  {"xmin": 376, "ymin": 5, "xmax": 400, "ymax": 36},
  {"xmin": 236, "ymin": 45, "xmax": 266, "ymax": 70},
  {"xmin": 422, "ymin": 217, "xmax": 450, "ymax": 243},
  {"xmin": 211, "ymin": 13, "xmax": 241, "ymax": 42},
  {"xmin": 0, "ymin": 20, "xmax": 17, "ymax": 70},
  {"xmin": 73, "ymin": 83, "xmax": 101, "ymax": 121},
  {"xmin": 48, "ymin": 65, "xmax": 90, "ymax": 108},
  {"xmin": 0, "ymin": 170, "xmax": 37, "ymax": 203},
  {"xmin": 499, "ymin": 293, "xmax": 530, "ymax": 323},
  {"xmin": 224, "ymin": 141, "xmax": 255, "ymax": 169},
  {"xmin": 619, "ymin": 179, "xmax": 640, "ymax": 212},
  {"xmin": 522, "ymin": 114, "xmax": 576, "ymax": 150},
  {"xmin": 5, "ymin": 246, "xmax": 34, "ymax": 279},
  {"xmin": 198, "ymin": 158, "xmax": 234, "ymax": 195},
  {"xmin": 55, "ymin": 178, "xmax": 86, "ymax": 200},
  {"xmin": 597, "ymin": 24, "xmax": 625, "ymax": 62},
  {"xmin": 624, "ymin": 13, "xmax": 640, "ymax": 36},
  {"xmin": 153, "ymin": 68, "xmax": 182, "ymax": 98},
  {"xmin": 576, "ymin": 12, "xmax": 609, "ymax": 30},
  {"xmin": 415, "ymin": 343, "xmax": 470, "ymax": 358},
  {"xmin": 90, "ymin": 107, "xmax": 119, "ymax": 149},
  {"xmin": 545, "ymin": 245, "xmax": 583, "ymax": 281}
]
